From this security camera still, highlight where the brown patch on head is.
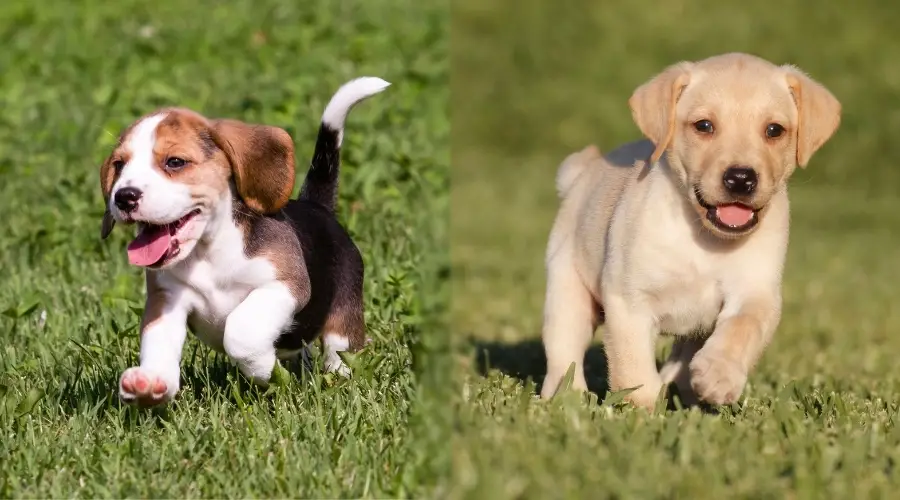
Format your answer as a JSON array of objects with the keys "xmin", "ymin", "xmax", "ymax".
[
  {"xmin": 98, "ymin": 108, "xmax": 297, "ymax": 241},
  {"xmin": 154, "ymin": 111, "xmax": 296, "ymax": 214},
  {"xmin": 210, "ymin": 120, "xmax": 296, "ymax": 214},
  {"xmin": 151, "ymin": 109, "xmax": 233, "ymax": 210},
  {"xmin": 98, "ymin": 109, "xmax": 220, "ymax": 238},
  {"xmin": 632, "ymin": 53, "xmax": 840, "ymax": 238}
]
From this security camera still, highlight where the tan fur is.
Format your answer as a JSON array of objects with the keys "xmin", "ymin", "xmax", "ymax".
[
  {"xmin": 322, "ymin": 306, "xmax": 367, "ymax": 351},
  {"xmin": 263, "ymin": 247, "xmax": 309, "ymax": 300},
  {"xmin": 152, "ymin": 110, "xmax": 234, "ymax": 207},
  {"xmin": 234, "ymin": 213, "xmax": 309, "ymax": 303},
  {"xmin": 784, "ymin": 69, "xmax": 843, "ymax": 167},
  {"xmin": 540, "ymin": 53, "xmax": 841, "ymax": 409},
  {"xmin": 629, "ymin": 62, "xmax": 692, "ymax": 163}
]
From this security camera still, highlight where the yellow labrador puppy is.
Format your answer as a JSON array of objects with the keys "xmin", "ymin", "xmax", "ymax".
[{"xmin": 540, "ymin": 53, "xmax": 840, "ymax": 409}]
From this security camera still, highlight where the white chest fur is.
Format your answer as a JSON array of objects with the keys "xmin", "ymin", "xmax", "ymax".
[
  {"xmin": 631, "ymin": 228, "xmax": 725, "ymax": 336},
  {"xmin": 153, "ymin": 220, "xmax": 278, "ymax": 352}
]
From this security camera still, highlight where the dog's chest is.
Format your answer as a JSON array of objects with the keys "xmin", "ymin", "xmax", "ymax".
[
  {"xmin": 186, "ymin": 282, "xmax": 251, "ymax": 352},
  {"xmin": 645, "ymin": 262, "xmax": 723, "ymax": 335},
  {"xmin": 160, "ymin": 257, "xmax": 275, "ymax": 352},
  {"xmin": 632, "ymin": 229, "xmax": 725, "ymax": 336}
]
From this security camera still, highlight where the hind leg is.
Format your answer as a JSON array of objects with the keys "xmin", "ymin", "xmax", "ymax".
[
  {"xmin": 324, "ymin": 251, "xmax": 367, "ymax": 377},
  {"xmin": 540, "ymin": 243, "xmax": 601, "ymax": 399},
  {"xmin": 321, "ymin": 293, "xmax": 366, "ymax": 378}
]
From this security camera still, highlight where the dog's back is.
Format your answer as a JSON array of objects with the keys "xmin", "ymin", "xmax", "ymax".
[
  {"xmin": 275, "ymin": 200, "xmax": 365, "ymax": 352},
  {"xmin": 548, "ymin": 140, "xmax": 655, "ymax": 299}
]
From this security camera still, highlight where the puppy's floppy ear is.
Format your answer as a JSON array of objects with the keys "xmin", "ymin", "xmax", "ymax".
[
  {"xmin": 100, "ymin": 211, "xmax": 115, "ymax": 239},
  {"xmin": 210, "ymin": 120, "xmax": 296, "ymax": 214},
  {"xmin": 783, "ymin": 66, "xmax": 841, "ymax": 168},
  {"xmin": 628, "ymin": 62, "xmax": 693, "ymax": 164},
  {"xmin": 99, "ymin": 155, "xmax": 117, "ymax": 239}
]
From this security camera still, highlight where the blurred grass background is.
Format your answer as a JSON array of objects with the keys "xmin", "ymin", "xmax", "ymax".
[
  {"xmin": 451, "ymin": 1, "xmax": 900, "ymax": 498},
  {"xmin": 0, "ymin": 0, "xmax": 449, "ymax": 497}
]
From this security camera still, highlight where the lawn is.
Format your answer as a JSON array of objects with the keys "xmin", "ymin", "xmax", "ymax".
[
  {"xmin": 0, "ymin": 0, "xmax": 448, "ymax": 498},
  {"xmin": 451, "ymin": 1, "xmax": 900, "ymax": 498}
]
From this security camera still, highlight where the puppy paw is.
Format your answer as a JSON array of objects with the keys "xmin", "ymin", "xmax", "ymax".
[
  {"xmin": 119, "ymin": 367, "xmax": 177, "ymax": 407},
  {"xmin": 323, "ymin": 333, "xmax": 352, "ymax": 378},
  {"xmin": 324, "ymin": 355, "xmax": 351, "ymax": 378},
  {"xmin": 689, "ymin": 351, "xmax": 747, "ymax": 405},
  {"xmin": 539, "ymin": 366, "xmax": 588, "ymax": 399},
  {"xmin": 623, "ymin": 385, "xmax": 664, "ymax": 411}
]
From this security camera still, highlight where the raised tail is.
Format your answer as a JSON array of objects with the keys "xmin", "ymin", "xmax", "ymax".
[
  {"xmin": 299, "ymin": 76, "xmax": 391, "ymax": 211},
  {"xmin": 556, "ymin": 145, "xmax": 601, "ymax": 199}
]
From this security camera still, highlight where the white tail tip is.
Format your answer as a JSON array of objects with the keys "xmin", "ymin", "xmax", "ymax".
[{"xmin": 321, "ymin": 76, "xmax": 391, "ymax": 137}]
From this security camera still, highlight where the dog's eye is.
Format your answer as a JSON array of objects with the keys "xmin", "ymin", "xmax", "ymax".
[
  {"xmin": 765, "ymin": 123, "xmax": 785, "ymax": 139},
  {"xmin": 165, "ymin": 157, "xmax": 187, "ymax": 169},
  {"xmin": 112, "ymin": 160, "xmax": 125, "ymax": 171},
  {"xmin": 693, "ymin": 120, "xmax": 715, "ymax": 134}
]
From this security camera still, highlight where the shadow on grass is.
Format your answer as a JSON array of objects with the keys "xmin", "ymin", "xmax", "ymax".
[
  {"xmin": 470, "ymin": 337, "xmax": 717, "ymax": 412},
  {"xmin": 471, "ymin": 337, "xmax": 609, "ymax": 398}
]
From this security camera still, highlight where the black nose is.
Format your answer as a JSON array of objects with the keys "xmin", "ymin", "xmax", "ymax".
[
  {"xmin": 114, "ymin": 187, "xmax": 142, "ymax": 212},
  {"xmin": 722, "ymin": 166, "xmax": 758, "ymax": 195}
]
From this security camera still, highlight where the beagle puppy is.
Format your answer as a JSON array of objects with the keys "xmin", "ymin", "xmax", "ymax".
[
  {"xmin": 540, "ymin": 53, "xmax": 841, "ymax": 409},
  {"xmin": 100, "ymin": 77, "xmax": 390, "ymax": 406}
]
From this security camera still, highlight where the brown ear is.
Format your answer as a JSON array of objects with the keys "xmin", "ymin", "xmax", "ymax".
[
  {"xmin": 99, "ymin": 155, "xmax": 117, "ymax": 239},
  {"xmin": 210, "ymin": 120, "xmax": 296, "ymax": 214},
  {"xmin": 783, "ymin": 67, "xmax": 841, "ymax": 168},
  {"xmin": 628, "ymin": 62, "xmax": 693, "ymax": 164}
]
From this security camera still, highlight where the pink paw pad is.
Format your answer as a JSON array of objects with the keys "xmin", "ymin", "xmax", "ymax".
[{"xmin": 120, "ymin": 368, "xmax": 170, "ymax": 407}]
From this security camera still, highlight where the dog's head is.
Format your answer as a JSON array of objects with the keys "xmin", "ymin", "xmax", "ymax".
[
  {"xmin": 629, "ymin": 52, "xmax": 841, "ymax": 239},
  {"xmin": 99, "ymin": 109, "xmax": 296, "ymax": 268}
]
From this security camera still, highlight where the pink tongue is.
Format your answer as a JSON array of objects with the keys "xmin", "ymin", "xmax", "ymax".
[
  {"xmin": 126, "ymin": 225, "xmax": 171, "ymax": 266},
  {"xmin": 716, "ymin": 204, "xmax": 754, "ymax": 227}
]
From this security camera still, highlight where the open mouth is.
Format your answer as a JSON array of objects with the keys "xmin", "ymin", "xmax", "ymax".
[
  {"xmin": 126, "ymin": 209, "xmax": 201, "ymax": 268},
  {"xmin": 693, "ymin": 187, "xmax": 760, "ymax": 234}
]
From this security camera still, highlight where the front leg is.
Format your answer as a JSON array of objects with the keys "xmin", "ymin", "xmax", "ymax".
[
  {"xmin": 603, "ymin": 294, "xmax": 664, "ymax": 410},
  {"xmin": 690, "ymin": 295, "xmax": 780, "ymax": 405},
  {"xmin": 223, "ymin": 282, "xmax": 302, "ymax": 386},
  {"xmin": 120, "ymin": 276, "xmax": 188, "ymax": 406}
]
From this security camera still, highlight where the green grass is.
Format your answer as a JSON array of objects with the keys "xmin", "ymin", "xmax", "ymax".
[
  {"xmin": 0, "ymin": 0, "xmax": 448, "ymax": 497},
  {"xmin": 451, "ymin": 1, "xmax": 900, "ymax": 498}
]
